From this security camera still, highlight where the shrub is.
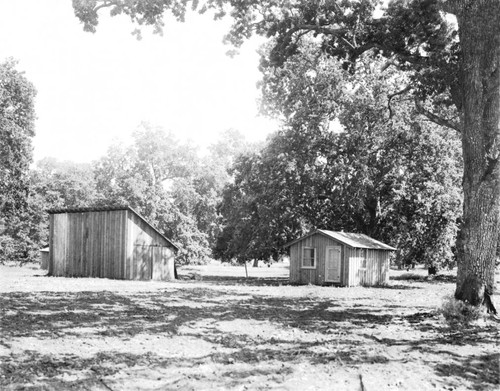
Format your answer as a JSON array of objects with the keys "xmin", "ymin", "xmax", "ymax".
[{"xmin": 440, "ymin": 295, "xmax": 482, "ymax": 328}]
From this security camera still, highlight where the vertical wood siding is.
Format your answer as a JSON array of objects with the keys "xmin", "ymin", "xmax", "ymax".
[
  {"xmin": 126, "ymin": 211, "xmax": 175, "ymax": 281},
  {"xmin": 289, "ymin": 234, "xmax": 346, "ymax": 285},
  {"xmin": 49, "ymin": 210, "xmax": 128, "ymax": 279},
  {"xmin": 152, "ymin": 247, "xmax": 175, "ymax": 281},
  {"xmin": 40, "ymin": 250, "xmax": 49, "ymax": 269},
  {"xmin": 48, "ymin": 209, "xmax": 175, "ymax": 281},
  {"xmin": 289, "ymin": 245, "xmax": 299, "ymax": 283},
  {"xmin": 347, "ymin": 248, "xmax": 390, "ymax": 286}
]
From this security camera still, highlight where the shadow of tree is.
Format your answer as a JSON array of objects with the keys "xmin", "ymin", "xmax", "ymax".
[
  {"xmin": 359, "ymin": 319, "xmax": 500, "ymax": 391},
  {"xmin": 180, "ymin": 275, "xmax": 291, "ymax": 286},
  {"xmin": 435, "ymin": 352, "xmax": 499, "ymax": 390},
  {"xmin": 391, "ymin": 273, "xmax": 456, "ymax": 284},
  {"xmin": 0, "ymin": 283, "xmax": 496, "ymax": 390},
  {"xmin": 370, "ymin": 284, "xmax": 422, "ymax": 290},
  {"xmin": 0, "ymin": 289, "xmax": 400, "ymax": 340}
]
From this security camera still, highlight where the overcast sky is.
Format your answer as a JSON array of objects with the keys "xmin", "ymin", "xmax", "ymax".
[{"xmin": 0, "ymin": 1, "xmax": 277, "ymax": 163}]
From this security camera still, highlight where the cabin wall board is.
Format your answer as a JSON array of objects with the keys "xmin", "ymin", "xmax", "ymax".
[{"xmin": 347, "ymin": 248, "xmax": 390, "ymax": 286}]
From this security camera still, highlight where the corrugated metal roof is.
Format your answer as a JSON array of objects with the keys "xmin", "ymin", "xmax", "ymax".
[
  {"xmin": 318, "ymin": 230, "xmax": 396, "ymax": 250},
  {"xmin": 46, "ymin": 205, "xmax": 179, "ymax": 251},
  {"xmin": 284, "ymin": 229, "xmax": 396, "ymax": 250}
]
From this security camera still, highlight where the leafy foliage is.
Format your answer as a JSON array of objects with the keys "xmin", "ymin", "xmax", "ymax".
[
  {"xmin": 91, "ymin": 124, "xmax": 205, "ymax": 264},
  {"xmin": 216, "ymin": 50, "xmax": 462, "ymax": 267},
  {"xmin": 13, "ymin": 118, "xmax": 256, "ymax": 266},
  {"xmin": 440, "ymin": 295, "xmax": 482, "ymax": 328},
  {"xmin": 0, "ymin": 59, "xmax": 37, "ymax": 264},
  {"xmin": 90, "ymin": 124, "xmax": 256, "ymax": 265}
]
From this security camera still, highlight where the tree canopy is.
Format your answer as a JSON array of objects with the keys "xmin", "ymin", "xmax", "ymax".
[
  {"xmin": 69, "ymin": 0, "xmax": 500, "ymax": 311},
  {"xmin": 216, "ymin": 50, "xmax": 462, "ymax": 268},
  {"xmin": 0, "ymin": 59, "xmax": 37, "ymax": 263}
]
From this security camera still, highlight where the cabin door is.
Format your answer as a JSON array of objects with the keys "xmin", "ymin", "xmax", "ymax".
[{"xmin": 325, "ymin": 246, "xmax": 341, "ymax": 282}]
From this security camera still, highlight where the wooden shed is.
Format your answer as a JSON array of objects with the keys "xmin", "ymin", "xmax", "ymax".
[
  {"xmin": 285, "ymin": 230, "xmax": 396, "ymax": 287},
  {"xmin": 47, "ymin": 206, "xmax": 178, "ymax": 281},
  {"xmin": 40, "ymin": 247, "xmax": 49, "ymax": 270}
]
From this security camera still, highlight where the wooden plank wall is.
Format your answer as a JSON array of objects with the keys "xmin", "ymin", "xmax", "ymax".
[
  {"xmin": 49, "ymin": 209, "xmax": 176, "ymax": 281},
  {"xmin": 49, "ymin": 210, "xmax": 127, "ymax": 279},
  {"xmin": 347, "ymin": 248, "xmax": 360, "ymax": 287},
  {"xmin": 40, "ymin": 251, "xmax": 49, "ymax": 269},
  {"xmin": 127, "ymin": 212, "xmax": 175, "ymax": 281},
  {"xmin": 289, "ymin": 244, "xmax": 300, "ymax": 283},
  {"xmin": 152, "ymin": 247, "xmax": 175, "ymax": 281},
  {"xmin": 289, "ymin": 234, "xmax": 346, "ymax": 285},
  {"xmin": 380, "ymin": 251, "xmax": 390, "ymax": 284},
  {"xmin": 347, "ymin": 248, "xmax": 391, "ymax": 286}
]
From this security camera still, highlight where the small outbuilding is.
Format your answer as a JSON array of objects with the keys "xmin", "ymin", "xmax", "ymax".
[
  {"xmin": 40, "ymin": 247, "xmax": 49, "ymax": 270},
  {"xmin": 47, "ymin": 206, "xmax": 178, "ymax": 281},
  {"xmin": 285, "ymin": 230, "xmax": 396, "ymax": 287}
]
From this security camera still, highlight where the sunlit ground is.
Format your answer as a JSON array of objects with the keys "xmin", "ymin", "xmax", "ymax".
[{"xmin": 1, "ymin": 262, "xmax": 498, "ymax": 390}]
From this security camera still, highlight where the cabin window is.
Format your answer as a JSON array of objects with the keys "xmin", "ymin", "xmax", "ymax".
[{"xmin": 302, "ymin": 247, "xmax": 316, "ymax": 268}]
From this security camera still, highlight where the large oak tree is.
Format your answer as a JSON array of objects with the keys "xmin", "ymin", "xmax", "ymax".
[{"xmin": 73, "ymin": 0, "xmax": 499, "ymax": 311}]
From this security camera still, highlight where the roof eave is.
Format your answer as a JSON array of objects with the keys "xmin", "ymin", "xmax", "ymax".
[
  {"xmin": 284, "ymin": 229, "xmax": 397, "ymax": 251},
  {"xmin": 126, "ymin": 206, "xmax": 180, "ymax": 251}
]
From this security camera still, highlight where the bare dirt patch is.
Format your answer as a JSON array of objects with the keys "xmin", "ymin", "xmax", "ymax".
[{"xmin": 1, "ymin": 263, "xmax": 499, "ymax": 390}]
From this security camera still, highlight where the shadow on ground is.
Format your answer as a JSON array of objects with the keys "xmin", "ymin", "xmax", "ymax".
[
  {"xmin": 391, "ymin": 273, "xmax": 457, "ymax": 284},
  {"xmin": 178, "ymin": 275, "xmax": 290, "ymax": 286},
  {"xmin": 1, "ymin": 280, "xmax": 496, "ymax": 390}
]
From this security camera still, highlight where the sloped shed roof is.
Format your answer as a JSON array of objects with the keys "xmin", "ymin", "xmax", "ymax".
[
  {"xmin": 285, "ymin": 229, "xmax": 396, "ymax": 251},
  {"xmin": 46, "ymin": 205, "xmax": 179, "ymax": 250}
]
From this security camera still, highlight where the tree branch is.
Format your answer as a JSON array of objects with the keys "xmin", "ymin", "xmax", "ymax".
[
  {"xmin": 295, "ymin": 24, "xmax": 347, "ymax": 36},
  {"xmin": 414, "ymin": 97, "xmax": 462, "ymax": 132},
  {"xmin": 93, "ymin": 1, "xmax": 120, "ymax": 13},
  {"xmin": 387, "ymin": 85, "xmax": 412, "ymax": 118},
  {"xmin": 380, "ymin": 57, "xmax": 398, "ymax": 72}
]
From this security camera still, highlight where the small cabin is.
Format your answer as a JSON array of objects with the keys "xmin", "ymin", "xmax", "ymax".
[
  {"xmin": 47, "ymin": 206, "xmax": 178, "ymax": 281},
  {"xmin": 285, "ymin": 230, "xmax": 396, "ymax": 287}
]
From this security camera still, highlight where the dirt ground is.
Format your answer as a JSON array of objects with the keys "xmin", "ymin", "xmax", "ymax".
[{"xmin": 0, "ymin": 262, "xmax": 499, "ymax": 391}]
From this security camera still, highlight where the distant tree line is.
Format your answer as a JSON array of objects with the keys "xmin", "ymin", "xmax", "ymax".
[{"xmin": 24, "ymin": 125, "xmax": 258, "ymax": 266}]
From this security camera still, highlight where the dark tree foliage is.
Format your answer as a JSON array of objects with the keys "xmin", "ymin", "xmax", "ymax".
[
  {"xmin": 215, "ymin": 55, "xmax": 462, "ymax": 267},
  {"xmin": 236, "ymin": 49, "xmax": 461, "ymax": 269},
  {"xmin": 0, "ymin": 59, "xmax": 37, "ymax": 264}
]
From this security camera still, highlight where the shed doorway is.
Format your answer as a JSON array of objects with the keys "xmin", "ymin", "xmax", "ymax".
[{"xmin": 325, "ymin": 246, "xmax": 341, "ymax": 282}]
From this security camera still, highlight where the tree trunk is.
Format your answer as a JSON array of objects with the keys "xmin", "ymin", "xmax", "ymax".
[{"xmin": 453, "ymin": 0, "xmax": 500, "ymax": 313}]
